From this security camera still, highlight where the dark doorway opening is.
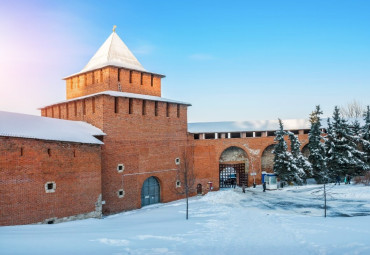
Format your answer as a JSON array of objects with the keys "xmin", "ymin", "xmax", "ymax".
[{"xmin": 197, "ymin": 184, "xmax": 202, "ymax": 195}]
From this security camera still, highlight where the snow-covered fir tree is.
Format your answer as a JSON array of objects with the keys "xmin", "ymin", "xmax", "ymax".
[
  {"xmin": 325, "ymin": 106, "xmax": 368, "ymax": 180},
  {"xmin": 288, "ymin": 131, "xmax": 312, "ymax": 184},
  {"xmin": 273, "ymin": 119, "xmax": 302, "ymax": 184},
  {"xmin": 362, "ymin": 106, "xmax": 370, "ymax": 166},
  {"xmin": 308, "ymin": 105, "xmax": 327, "ymax": 183}
]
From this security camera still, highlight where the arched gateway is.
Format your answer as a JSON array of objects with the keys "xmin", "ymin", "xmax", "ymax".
[
  {"xmin": 219, "ymin": 146, "xmax": 249, "ymax": 188},
  {"xmin": 141, "ymin": 177, "xmax": 160, "ymax": 207}
]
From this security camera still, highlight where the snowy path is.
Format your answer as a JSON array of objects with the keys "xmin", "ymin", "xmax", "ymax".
[{"xmin": 1, "ymin": 184, "xmax": 370, "ymax": 254}]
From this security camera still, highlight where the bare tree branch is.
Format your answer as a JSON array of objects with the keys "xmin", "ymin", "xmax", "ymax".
[{"xmin": 339, "ymin": 100, "xmax": 365, "ymax": 118}]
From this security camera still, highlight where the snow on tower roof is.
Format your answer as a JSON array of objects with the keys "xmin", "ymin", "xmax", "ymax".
[
  {"xmin": 0, "ymin": 111, "xmax": 105, "ymax": 144},
  {"xmin": 64, "ymin": 27, "xmax": 164, "ymax": 79},
  {"xmin": 40, "ymin": 90, "xmax": 191, "ymax": 108}
]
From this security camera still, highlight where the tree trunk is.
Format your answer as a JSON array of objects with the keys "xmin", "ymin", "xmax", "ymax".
[
  {"xmin": 324, "ymin": 183, "xmax": 327, "ymax": 218},
  {"xmin": 186, "ymin": 192, "xmax": 189, "ymax": 220}
]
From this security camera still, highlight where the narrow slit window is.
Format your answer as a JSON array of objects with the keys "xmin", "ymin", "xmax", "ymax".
[
  {"xmin": 129, "ymin": 70, "xmax": 133, "ymax": 83},
  {"xmin": 58, "ymin": 105, "xmax": 61, "ymax": 118},
  {"xmin": 92, "ymin": 71, "xmax": 95, "ymax": 83},
  {"xmin": 20, "ymin": 147, "xmax": 23, "ymax": 156},
  {"xmin": 66, "ymin": 103, "xmax": 69, "ymax": 119},
  {"xmin": 177, "ymin": 104, "xmax": 180, "ymax": 118},
  {"xmin": 129, "ymin": 98, "xmax": 133, "ymax": 114},
  {"xmin": 155, "ymin": 101, "xmax": 158, "ymax": 116},
  {"xmin": 100, "ymin": 69, "xmax": 103, "ymax": 82},
  {"xmin": 142, "ymin": 100, "xmax": 146, "ymax": 115},
  {"xmin": 52, "ymin": 107, "xmax": 54, "ymax": 118},
  {"xmin": 118, "ymin": 68, "xmax": 120, "ymax": 81},
  {"xmin": 73, "ymin": 150, "xmax": 76, "ymax": 157},
  {"xmin": 140, "ymin": 73, "xmax": 143, "ymax": 85},
  {"xmin": 151, "ymin": 75, "xmax": 154, "ymax": 87},
  {"xmin": 83, "ymin": 100, "xmax": 86, "ymax": 115},
  {"xmin": 70, "ymin": 80, "xmax": 73, "ymax": 90},
  {"xmin": 47, "ymin": 149, "xmax": 51, "ymax": 157},
  {"xmin": 92, "ymin": 97, "xmax": 95, "ymax": 113},
  {"xmin": 84, "ymin": 74, "xmax": 87, "ymax": 86},
  {"xmin": 74, "ymin": 101, "xmax": 77, "ymax": 116},
  {"xmin": 114, "ymin": 97, "xmax": 119, "ymax": 113},
  {"xmin": 166, "ymin": 103, "xmax": 170, "ymax": 117}
]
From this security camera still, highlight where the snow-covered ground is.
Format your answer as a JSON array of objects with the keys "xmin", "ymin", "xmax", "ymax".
[{"xmin": 1, "ymin": 184, "xmax": 370, "ymax": 255}]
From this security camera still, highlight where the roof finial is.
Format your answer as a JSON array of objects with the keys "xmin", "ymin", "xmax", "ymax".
[{"xmin": 113, "ymin": 25, "xmax": 117, "ymax": 33}]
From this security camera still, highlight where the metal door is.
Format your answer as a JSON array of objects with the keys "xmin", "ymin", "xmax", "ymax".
[
  {"xmin": 219, "ymin": 163, "xmax": 247, "ymax": 188},
  {"xmin": 141, "ymin": 177, "xmax": 160, "ymax": 207}
]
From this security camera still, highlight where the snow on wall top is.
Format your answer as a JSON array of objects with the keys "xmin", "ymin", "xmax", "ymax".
[
  {"xmin": 64, "ymin": 30, "xmax": 164, "ymax": 79},
  {"xmin": 188, "ymin": 118, "xmax": 364, "ymax": 133},
  {"xmin": 41, "ymin": 90, "xmax": 191, "ymax": 108},
  {"xmin": 188, "ymin": 119, "xmax": 311, "ymax": 133},
  {"xmin": 0, "ymin": 111, "xmax": 105, "ymax": 144}
]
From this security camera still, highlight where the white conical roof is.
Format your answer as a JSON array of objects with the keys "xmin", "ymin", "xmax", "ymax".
[{"xmin": 80, "ymin": 31, "xmax": 147, "ymax": 73}]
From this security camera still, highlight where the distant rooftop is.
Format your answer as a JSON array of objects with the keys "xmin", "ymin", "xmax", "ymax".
[
  {"xmin": 65, "ymin": 27, "xmax": 164, "ymax": 79},
  {"xmin": 0, "ymin": 111, "xmax": 105, "ymax": 144},
  {"xmin": 41, "ymin": 91, "xmax": 191, "ymax": 109}
]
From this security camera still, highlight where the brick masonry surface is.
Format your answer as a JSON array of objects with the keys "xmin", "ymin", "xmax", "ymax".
[{"xmin": 0, "ymin": 137, "xmax": 102, "ymax": 226}]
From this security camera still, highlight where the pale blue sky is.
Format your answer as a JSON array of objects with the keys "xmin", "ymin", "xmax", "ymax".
[{"xmin": 0, "ymin": 0, "xmax": 369, "ymax": 122}]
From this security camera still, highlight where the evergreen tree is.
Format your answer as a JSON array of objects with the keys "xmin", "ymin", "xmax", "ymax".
[
  {"xmin": 325, "ymin": 106, "xmax": 368, "ymax": 180},
  {"xmin": 308, "ymin": 105, "xmax": 327, "ymax": 183},
  {"xmin": 288, "ymin": 131, "xmax": 312, "ymax": 184},
  {"xmin": 273, "ymin": 119, "xmax": 301, "ymax": 184},
  {"xmin": 362, "ymin": 106, "xmax": 370, "ymax": 166}
]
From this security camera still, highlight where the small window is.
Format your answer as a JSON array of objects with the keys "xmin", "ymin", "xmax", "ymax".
[
  {"xmin": 83, "ymin": 100, "xmax": 86, "ymax": 115},
  {"xmin": 117, "ymin": 189, "xmax": 125, "ymax": 198},
  {"xmin": 151, "ymin": 74, "xmax": 154, "ymax": 87},
  {"xmin": 154, "ymin": 101, "xmax": 158, "ymax": 116},
  {"xmin": 267, "ymin": 131, "xmax": 275, "ymax": 136},
  {"xmin": 66, "ymin": 103, "xmax": 69, "ymax": 119},
  {"xmin": 176, "ymin": 180, "xmax": 181, "ymax": 188},
  {"xmin": 118, "ymin": 68, "xmax": 121, "ymax": 82},
  {"xmin": 45, "ymin": 182, "xmax": 56, "ymax": 193},
  {"xmin": 194, "ymin": 134, "xmax": 200, "ymax": 140},
  {"xmin": 129, "ymin": 98, "xmax": 133, "ymax": 114},
  {"xmin": 140, "ymin": 73, "xmax": 143, "ymax": 85},
  {"xmin": 100, "ymin": 69, "xmax": 103, "ymax": 82},
  {"xmin": 175, "ymin": 158, "xmax": 180, "ymax": 165},
  {"xmin": 73, "ymin": 150, "xmax": 76, "ymax": 157},
  {"xmin": 117, "ymin": 164, "xmax": 124, "ymax": 173},
  {"xmin": 129, "ymin": 70, "xmax": 133, "ymax": 83},
  {"xmin": 47, "ymin": 220, "xmax": 54, "ymax": 224},
  {"xmin": 114, "ymin": 97, "xmax": 119, "ymax": 114},
  {"xmin": 74, "ymin": 101, "xmax": 77, "ymax": 117},
  {"xmin": 142, "ymin": 100, "xmax": 146, "ymax": 115},
  {"xmin": 20, "ymin": 147, "xmax": 23, "ymax": 156},
  {"xmin": 92, "ymin": 97, "xmax": 95, "ymax": 114},
  {"xmin": 177, "ymin": 105, "xmax": 180, "ymax": 118},
  {"xmin": 47, "ymin": 149, "xmax": 51, "ymax": 157},
  {"xmin": 230, "ymin": 133, "xmax": 241, "ymax": 138}
]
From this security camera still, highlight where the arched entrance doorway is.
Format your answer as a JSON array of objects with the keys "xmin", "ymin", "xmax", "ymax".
[
  {"xmin": 219, "ymin": 146, "xmax": 249, "ymax": 188},
  {"xmin": 141, "ymin": 176, "xmax": 160, "ymax": 207},
  {"xmin": 261, "ymin": 144, "xmax": 275, "ymax": 173}
]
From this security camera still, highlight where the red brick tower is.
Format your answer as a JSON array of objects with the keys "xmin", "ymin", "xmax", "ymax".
[{"xmin": 41, "ymin": 27, "xmax": 191, "ymax": 214}]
